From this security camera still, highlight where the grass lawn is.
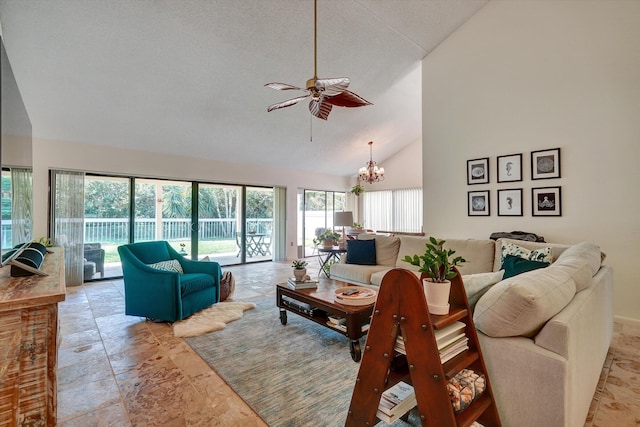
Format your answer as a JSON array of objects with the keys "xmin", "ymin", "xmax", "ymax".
[{"xmin": 102, "ymin": 239, "xmax": 238, "ymax": 263}]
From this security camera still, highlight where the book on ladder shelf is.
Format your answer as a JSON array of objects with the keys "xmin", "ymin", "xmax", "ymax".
[{"xmin": 376, "ymin": 381, "xmax": 416, "ymax": 424}]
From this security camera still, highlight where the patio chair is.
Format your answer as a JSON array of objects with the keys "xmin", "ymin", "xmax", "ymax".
[
  {"xmin": 118, "ymin": 241, "xmax": 221, "ymax": 322},
  {"xmin": 83, "ymin": 243, "xmax": 105, "ymax": 277}
]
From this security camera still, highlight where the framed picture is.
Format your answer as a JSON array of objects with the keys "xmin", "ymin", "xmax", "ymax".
[
  {"xmin": 497, "ymin": 153, "xmax": 522, "ymax": 183},
  {"xmin": 532, "ymin": 186, "xmax": 562, "ymax": 216},
  {"xmin": 467, "ymin": 157, "xmax": 489, "ymax": 185},
  {"xmin": 497, "ymin": 188, "xmax": 523, "ymax": 216},
  {"xmin": 531, "ymin": 148, "xmax": 561, "ymax": 180},
  {"xmin": 468, "ymin": 190, "xmax": 490, "ymax": 216}
]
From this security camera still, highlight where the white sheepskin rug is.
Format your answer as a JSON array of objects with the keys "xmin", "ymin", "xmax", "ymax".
[{"xmin": 173, "ymin": 301, "xmax": 257, "ymax": 337}]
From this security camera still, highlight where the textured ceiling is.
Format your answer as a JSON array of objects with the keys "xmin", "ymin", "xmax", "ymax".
[{"xmin": 0, "ymin": 0, "xmax": 487, "ymax": 176}]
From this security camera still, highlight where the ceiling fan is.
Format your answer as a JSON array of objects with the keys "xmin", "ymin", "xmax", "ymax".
[{"xmin": 264, "ymin": 0, "xmax": 372, "ymax": 120}]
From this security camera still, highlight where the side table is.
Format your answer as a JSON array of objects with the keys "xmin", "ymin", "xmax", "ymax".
[{"xmin": 317, "ymin": 247, "xmax": 347, "ymax": 277}]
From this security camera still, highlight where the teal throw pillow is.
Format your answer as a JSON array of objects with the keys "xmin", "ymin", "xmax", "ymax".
[
  {"xmin": 346, "ymin": 239, "xmax": 377, "ymax": 265},
  {"xmin": 501, "ymin": 254, "xmax": 549, "ymax": 279}
]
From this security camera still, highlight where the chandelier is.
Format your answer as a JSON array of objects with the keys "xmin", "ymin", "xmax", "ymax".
[{"xmin": 358, "ymin": 141, "xmax": 385, "ymax": 184}]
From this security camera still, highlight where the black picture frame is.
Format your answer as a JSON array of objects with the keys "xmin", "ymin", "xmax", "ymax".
[
  {"xmin": 497, "ymin": 188, "xmax": 523, "ymax": 216},
  {"xmin": 532, "ymin": 186, "xmax": 562, "ymax": 216},
  {"xmin": 467, "ymin": 157, "xmax": 489, "ymax": 185},
  {"xmin": 497, "ymin": 153, "xmax": 523, "ymax": 183},
  {"xmin": 468, "ymin": 190, "xmax": 490, "ymax": 216},
  {"xmin": 531, "ymin": 148, "xmax": 561, "ymax": 180}
]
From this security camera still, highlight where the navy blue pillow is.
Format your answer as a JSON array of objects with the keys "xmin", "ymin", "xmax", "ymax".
[
  {"xmin": 346, "ymin": 239, "xmax": 377, "ymax": 265},
  {"xmin": 501, "ymin": 254, "xmax": 550, "ymax": 279}
]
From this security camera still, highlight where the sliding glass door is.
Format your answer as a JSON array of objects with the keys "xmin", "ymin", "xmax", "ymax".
[
  {"xmin": 134, "ymin": 179, "xmax": 192, "ymax": 256},
  {"xmin": 53, "ymin": 172, "xmax": 280, "ymax": 282},
  {"xmin": 197, "ymin": 183, "xmax": 241, "ymax": 264},
  {"xmin": 302, "ymin": 190, "xmax": 346, "ymax": 257},
  {"xmin": 84, "ymin": 175, "xmax": 130, "ymax": 279},
  {"xmin": 245, "ymin": 186, "xmax": 274, "ymax": 263}
]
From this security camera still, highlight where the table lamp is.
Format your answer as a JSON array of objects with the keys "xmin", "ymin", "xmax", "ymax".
[{"xmin": 334, "ymin": 211, "xmax": 354, "ymax": 250}]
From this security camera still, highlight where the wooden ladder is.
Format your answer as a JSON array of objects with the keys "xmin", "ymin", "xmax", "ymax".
[{"xmin": 344, "ymin": 268, "xmax": 501, "ymax": 427}]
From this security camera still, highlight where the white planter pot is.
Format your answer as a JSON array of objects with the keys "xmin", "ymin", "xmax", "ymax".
[
  {"xmin": 423, "ymin": 278, "xmax": 451, "ymax": 315},
  {"xmin": 293, "ymin": 268, "xmax": 306, "ymax": 281}
]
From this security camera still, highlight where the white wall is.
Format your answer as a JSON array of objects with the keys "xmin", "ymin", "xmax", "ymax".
[
  {"xmin": 2, "ymin": 134, "xmax": 31, "ymax": 167},
  {"xmin": 422, "ymin": 0, "xmax": 640, "ymax": 321},
  {"xmin": 31, "ymin": 137, "xmax": 350, "ymax": 261}
]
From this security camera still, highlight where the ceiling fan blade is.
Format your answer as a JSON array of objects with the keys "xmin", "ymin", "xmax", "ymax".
[
  {"xmin": 309, "ymin": 98, "xmax": 332, "ymax": 120},
  {"xmin": 264, "ymin": 82, "xmax": 305, "ymax": 91},
  {"xmin": 315, "ymin": 77, "xmax": 350, "ymax": 96},
  {"xmin": 267, "ymin": 94, "xmax": 310, "ymax": 112},
  {"xmin": 325, "ymin": 90, "xmax": 372, "ymax": 108}
]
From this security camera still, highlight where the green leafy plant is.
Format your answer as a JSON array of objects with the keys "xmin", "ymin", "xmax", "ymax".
[
  {"xmin": 323, "ymin": 259, "xmax": 338, "ymax": 277},
  {"xmin": 291, "ymin": 259, "xmax": 308, "ymax": 269},
  {"xmin": 313, "ymin": 229, "xmax": 340, "ymax": 246},
  {"xmin": 352, "ymin": 222, "xmax": 362, "ymax": 229},
  {"xmin": 402, "ymin": 237, "xmax": 465, "ymax": 283},
  {"xmin": 351, "ymin": 184, "xmax": 365, "ymax": 196},
  {"xmin": 36, "ymin": 236, "xmax": 53, "ymax": 247}
]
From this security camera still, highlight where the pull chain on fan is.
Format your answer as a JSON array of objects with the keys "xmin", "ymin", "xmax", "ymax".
[{"xmin": 265, "ymin": 0, "xmax": 372, "ymax": 121}]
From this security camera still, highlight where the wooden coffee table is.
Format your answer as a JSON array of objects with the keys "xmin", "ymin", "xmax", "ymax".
[{"xmin": 276, "ymin": 278, "xmax": 375, "ymax": 362}]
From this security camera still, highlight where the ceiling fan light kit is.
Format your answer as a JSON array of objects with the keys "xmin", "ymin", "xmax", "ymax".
[{"xmin": 265, "ymin": 0, "xmax": 371, "ymax": 120}]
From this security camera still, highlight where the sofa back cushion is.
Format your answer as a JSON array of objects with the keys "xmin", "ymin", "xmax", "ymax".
[
  {"xmin": 548, "ymin": 242, "xmax": 603, "ymax": 292},
  {"xmin": 357, "ymin": 234, "xmax": 400, "ymax": 267},
  {"xmin": 473, "ymin": 264, "xmax": 576, "ymax": 337},
  {"xmin": 396, "ymin": 236, "xmax": 495, "ymax": 276},
  {"xmin": 444, "ymin": 239, "xmax": 496, "ymax": 275}
]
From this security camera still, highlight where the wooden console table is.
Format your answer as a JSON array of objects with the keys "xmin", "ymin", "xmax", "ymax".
[{"xmin": 0, "ymin": 247, "xmax": 66, "ymax": 426}]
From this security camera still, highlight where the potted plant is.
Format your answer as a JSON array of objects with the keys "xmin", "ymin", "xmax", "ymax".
[
  {"xmin": 402, "ymin": 237, "xmax": 465, "ymax": 315},
  {"xmin": 351, "ymin": 184, "xmax": 365, "ymax": 196},
  {"xmin": 291, "ymin": 259, "xmax": 309, "ymax": 282},
  {"xmin": 313, "ymin": 229, "xmax": 340, "ymax": 249}
]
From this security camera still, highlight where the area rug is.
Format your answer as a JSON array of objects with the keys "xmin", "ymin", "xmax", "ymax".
[
  {"xmin": 173, "ymin": 301, "xmax": 256, "ymax": 337},
  {"xmin": 185, "ymin": 298, "xmax": 422, "ymax": 427}
]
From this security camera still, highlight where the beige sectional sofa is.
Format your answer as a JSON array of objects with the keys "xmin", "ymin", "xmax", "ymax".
[{"xmin": 330, "ymin": 234, "xmax": 613, "ymax": 427}]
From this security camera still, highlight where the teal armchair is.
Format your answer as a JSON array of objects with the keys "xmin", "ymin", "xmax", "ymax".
[{"xmin": 118, "ymin": 241, "xmax": 221, "ymax": 322}]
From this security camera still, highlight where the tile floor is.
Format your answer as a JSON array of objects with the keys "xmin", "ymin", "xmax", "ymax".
[{"xmin": 57, "ymin": 259, "xmax": 640, "ymax": 426}]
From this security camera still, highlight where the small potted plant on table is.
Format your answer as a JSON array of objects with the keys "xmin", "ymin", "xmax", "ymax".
[
  {"xmin": 402, "ymin": 237, "xmax": 465, "ymax": 315},
  {"xmin": 313, "ymin": 230, "xmax": 341, "ymax": 250},
  {"xmin": 291, "ymin": 259, "xmax": 309, "ymax": 282}
]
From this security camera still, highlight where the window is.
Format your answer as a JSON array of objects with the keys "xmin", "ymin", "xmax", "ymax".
[
  {"xmin": 363, "ymin": 188, "xmax": 422, "ymax": 233},
  {"xmin": 1, "ymin": 167, "xmax": 33, "ymax": 251},
  {"xmin": 301, "ymin": 190, "xmax": 346, "ymax": 257}
]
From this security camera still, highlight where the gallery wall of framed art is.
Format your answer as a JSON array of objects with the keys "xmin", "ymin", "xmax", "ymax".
[{"xmin": 466, "ymin": 148, "xmax": 562, "ymax": 217}]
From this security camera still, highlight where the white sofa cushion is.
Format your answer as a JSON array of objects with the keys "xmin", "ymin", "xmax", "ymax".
[
  {"xmin": 357, "ymin": 233, "xmax": 400, "ymax": 267},
  {"xmin": 444, "ymin": 239, "xmax": 496, "ymax": 275},
  {"xmin": 462, "ymin": 270, "xmax": 504, "ymax": 312},
  {"xmin": 550, "ymin": 242, "xmax": 603, "ymax": 292},
  {"xmin": 370, "ymin": 268, "xmax": 419, "ymax": 287},
  {"xmin": 329, "ymin": 263, "xmax": 390, "ymax": 286},
  {"xmin": 473, "ymin": 265, "xmax": 576, "ymax": 338},
  {"xmin": 396, "ymin": 236, "xmax": 495, "ymax": 276}
]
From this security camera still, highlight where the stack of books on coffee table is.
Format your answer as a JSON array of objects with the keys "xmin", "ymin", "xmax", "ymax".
[{"xmin": 287, "ymin": 278, "xmax": 318, "ymax": 290}]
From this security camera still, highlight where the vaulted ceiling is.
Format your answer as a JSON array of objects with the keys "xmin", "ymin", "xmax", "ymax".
[{"xmin": 0, "ymin": 0, "xmax": 486, "ymax": 176}]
